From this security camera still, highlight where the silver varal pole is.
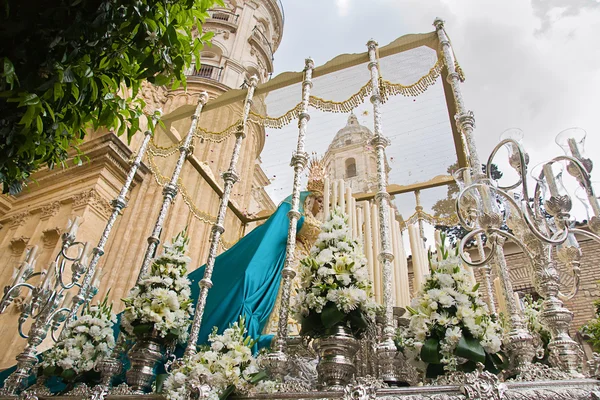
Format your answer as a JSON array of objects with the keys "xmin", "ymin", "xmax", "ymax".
[
  {"xmin": 433, "ymin": 18, "xmax": 498, "ymax": 313},
  {"xmin": 414, "ymin": 190, "xmax": 426, "ymax": 249},
  {"xmin": 265, "ymin": 58, "xmax": 314, "ymax": 374},
  {"xmin": 183, "ymin": 77, "xmax": 258, "ymax": 358},
  {"xmin": 137, "ymin": 93, "xmax": 209, "ymax": 282},
  {"xmin": 366, "ymin": 40, "xmax": 397, "ymax": 381},
  {"xmin": 434, "ymin": 18, "xmax": 534, "ymax": 372},
  {"xmin": 62, "ymin": 118, "xmax": 158, "ymax": 331}
]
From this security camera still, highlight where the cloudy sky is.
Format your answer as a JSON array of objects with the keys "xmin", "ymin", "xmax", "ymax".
[{"xmin": 259, "ymin": 0, "xmax": 600, "ymax": 221}]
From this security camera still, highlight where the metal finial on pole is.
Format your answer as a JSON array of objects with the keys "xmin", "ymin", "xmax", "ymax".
[{"xmin": 183, "ymin": 77, "xmax": 259, "ymax": 359}]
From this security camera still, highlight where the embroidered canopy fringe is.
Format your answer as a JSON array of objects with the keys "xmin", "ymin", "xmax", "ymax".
[
  {"xmin": 248, "ymin": 104, "xmax": 301, "ymax": 129},
  {"xmin": 148, "ymin": 141, "xmax": 180, "ymax": 157},
  {"xmin": 380, "ymin": 58, "xmax": 444, "ymax": 101},
  {"xmin": 194, "ymin": 122, "xmax": 241, "ymax": 143},
  {"xmin": 402, "ymin": 209, "xmax": 459, "ymax": 230},
  {"xmin": 190, "ymin": 55, "xmax": 445, "ymax": 141},
  {"xmin": 145, "ymin": 151, "xmax": 240, "ymax": 249}
]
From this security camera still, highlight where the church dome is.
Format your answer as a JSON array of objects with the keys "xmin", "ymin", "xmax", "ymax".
[{"xmin": 327, "ymin": 113, "xmax": 373, "ymax": 151}]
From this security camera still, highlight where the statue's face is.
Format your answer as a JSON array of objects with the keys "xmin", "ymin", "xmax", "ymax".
[{"xmin": 312, "ymin": 195, "xmax": 324, "ymax": 215}]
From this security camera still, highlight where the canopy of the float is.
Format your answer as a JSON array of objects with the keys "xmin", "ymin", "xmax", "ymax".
[{"xmin": 148, "ymin": 30, "xmax": 467, "ymax": 245}]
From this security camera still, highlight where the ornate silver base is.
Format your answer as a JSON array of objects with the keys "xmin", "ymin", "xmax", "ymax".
[
  {"xmin": 125, "ymin": 331, "xmax": 165, "ymax": 394},
  {"xmin": 504, "ymin": 327, "xmax": 537, "ymax": 377},
  {"xmin": 313, "ymin": 325, "xmax": 359, "ymax": 390},
  {"xmin": 0, "ymin": 349, "xmax": 38, "ymax": 396}
]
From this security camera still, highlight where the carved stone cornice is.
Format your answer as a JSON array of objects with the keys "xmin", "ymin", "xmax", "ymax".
[
  {"xmin": 0, "ymin": 193, "xmax": 14, "ymax": 217},
  {"xmin": 40, "ymin": 201, "xmax": 61, "ymax": 219},
  {"xmin": 27, "ymin": 133, "xmax": 148, "ymax": 193},
  {"xmin": 71, "ymin": 189, "xmax": 112, "ymax": 219},
  {"xmin": 9, "ymin": 211, "xmax": 30, "ymax": 227}
]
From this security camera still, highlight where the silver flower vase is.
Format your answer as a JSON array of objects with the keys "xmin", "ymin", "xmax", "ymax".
[
  {"xmin": 126, "ymin": 328, "xmax": 165, "ymax": 394},
  {"xmin": 314, "ymin": 324, "xmax": 359, "ymax": 389}
]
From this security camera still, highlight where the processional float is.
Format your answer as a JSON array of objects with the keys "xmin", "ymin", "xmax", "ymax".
[{"xmin": 1, "ymin": 18, "xmax": 600, "ymax": 400}]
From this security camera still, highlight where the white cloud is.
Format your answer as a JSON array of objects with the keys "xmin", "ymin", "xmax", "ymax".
[{"xmin": 335, "ymin": 0, "xmax": 351, "ymax": 16}]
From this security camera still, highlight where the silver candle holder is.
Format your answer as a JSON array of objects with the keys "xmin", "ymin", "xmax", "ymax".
[
  {"xmin": 455, "ymin": 127, "xmax": 599, "ymax": 376},
  {"xmin": 0, "ymin": 218, "xmax": 96, "ymax": 395}
]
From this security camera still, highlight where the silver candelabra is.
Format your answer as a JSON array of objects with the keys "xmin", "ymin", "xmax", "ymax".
[
  {"xmin": 455, "ymin": 127, "xmax": 599, "ymax": 376},
  {"xmin": 0, "ymin": 217, "xmax": 97, "ymax": 395}
]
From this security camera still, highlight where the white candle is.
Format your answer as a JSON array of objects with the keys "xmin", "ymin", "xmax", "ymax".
[
  {"xmin": 352, "ymin": 197, "xmax": 358, "ymax": 240},
  {"xmin": 91, "ymin": 267, "xmax": 103, "ymax": 289},
  {"xmin": 62, "ymin": 292, "xmax": 73, "ymax": 309},
  {"xmin": 408, "ymin": 225, "xmax": 423, "ymax": 292},
  {"xmin": 332, "ymin": 179, "xmax": 338, "ymax": 210},
  {"xmin": 390, "ymin": 209, "xmax": 402, "ymax": 307},
  {"xmin": 434, "ymin": 230, "xmax": 442, "ymax": 261},
  {"xmin": 464, "ymin": 169, "xmax": 472, "ymax": 186},
  {"xmin": 357, "ymin": 207, "xmax": 364, "ymax": 245},
  {"xmin": 514, "ymin": 292, "xmax": 522, "ymax": 311},
  {"xmin": 339, "ymin": 180, "xmax": 345, "ymax": 213},
  {"xmin": 67, "ymin": 216, "xmax": 82, "ymax": 238},
  {"xmin": 362, "ymin": 201, "xmax": 375, "ymax": 288},
  {"xmin": 324, "ymin": 177, "xmax": 330, "ymax": 220},
  {"xmin": 80, "ymin": 243, "xmax": 91, "ymax": 266},
  {"xmin": 42, "ymin": 262, "xmax": 57, "ymax": 291},
  {"xmin": 568, "ymin": 137, "xmax": 582, "ymax": 159},
  {"xmin": 543, "ymin": 163, "xmax": 559, "ymax": 197},
  {"xmin": 493, "ymin": 277, "xmax": 507, "ymax": 315},
  {"xmin": 396, "ymin": 226, "xmax": 411, "ymax": 307},
  {"xmin": 345, "ymin": 187, "xmax": 353, "ymax": 237}
]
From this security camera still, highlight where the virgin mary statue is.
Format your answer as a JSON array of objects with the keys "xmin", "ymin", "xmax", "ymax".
[{"xmin": 184, "ymin": 157, "xmax": 326, "ymax": 349}]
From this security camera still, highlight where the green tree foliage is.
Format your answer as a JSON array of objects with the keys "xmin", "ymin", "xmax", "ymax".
[
  {"xmin": 0, "ymin": 0, "xmax": 218, "ymax": 194},
  {"xmin": 581, "ymin": 300, "xmax": 600, "ymax": 353}
]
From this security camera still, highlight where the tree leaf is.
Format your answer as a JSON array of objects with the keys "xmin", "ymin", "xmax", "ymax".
[
  {"xmin": 71, "ymin": 84, "xmax": 80, "ymax": 102},
  {"xmin": 19, "ymin": 105, "xmax": 36, "ymax": 127},
  {"xmin": 20, "ymin": 93, "xmax": 40, "ymax": 106},
  {"xmin": 36, "ymin": 115, "xmax": 43, "ymax": 133},
  {"xmin": 53, "ymin": 82, "xmax": 64, "ymax": 101}
]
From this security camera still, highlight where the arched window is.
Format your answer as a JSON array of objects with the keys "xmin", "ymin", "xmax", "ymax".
[{"xmin": 345, "ymin": 158, "xmax": 357, "ymax": 178}]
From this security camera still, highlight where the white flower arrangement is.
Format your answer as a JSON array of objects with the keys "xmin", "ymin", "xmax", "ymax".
[
  {"xmin": 122, "ymin": 229, "xmax": 193, "ymax": 344},
  {"xmin": 163, "ymin": 318, "xmax": 276, "ymax": 400},
  {"xmin": 520, "ymin": 294, "xmax": 551, "ymax": 363},
  {"xmin": 292, "ymin": 208, "xmax": 378, "ymax": 338},
  {"xmin": 405, "ymin": 235, "xmax": 505, "ymax": 378},
  {"xmin": 41, "ymin": 295, "xmax": 116, "ymax": 381}
]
